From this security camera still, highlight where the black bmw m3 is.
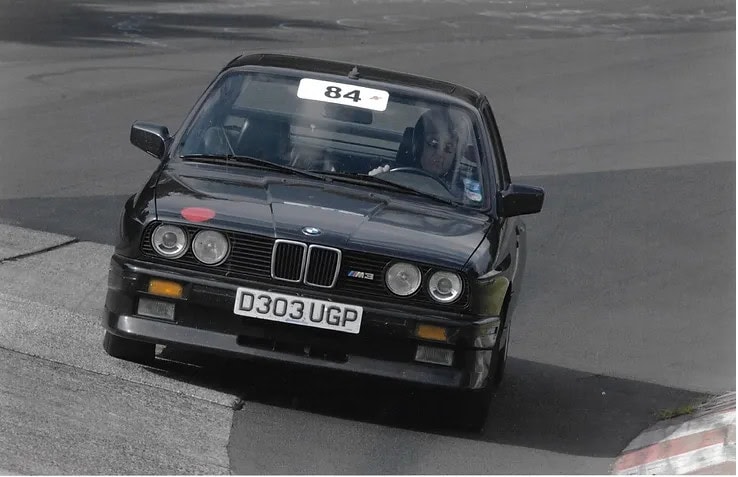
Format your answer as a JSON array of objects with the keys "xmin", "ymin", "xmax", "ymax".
[{"xmin": 102, "ymin": 53, "xmax": 544, "ymax": 429}]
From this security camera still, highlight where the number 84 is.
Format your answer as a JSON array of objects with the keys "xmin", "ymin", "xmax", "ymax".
[{"xmin": 324, "ymin": 86, "xmax": 361, "ymax": 103}]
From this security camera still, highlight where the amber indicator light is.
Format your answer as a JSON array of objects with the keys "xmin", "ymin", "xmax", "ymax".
[
  {"xmin": 148, "ymin": 279, "xmax": 183, "ymax": 298},
  {"xmin": 415, "ymin": 324, "xmax": 448, "ymax": 342}
]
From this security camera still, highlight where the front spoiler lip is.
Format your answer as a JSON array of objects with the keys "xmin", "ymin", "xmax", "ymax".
[{"xmin": 103, "ymin": 310, "xmax": 467, "ymax": 388}]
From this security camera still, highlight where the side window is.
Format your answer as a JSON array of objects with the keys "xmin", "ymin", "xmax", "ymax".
[{"xmin": 481, "ymin": 102, "xmax": 511, "ymax": 190}]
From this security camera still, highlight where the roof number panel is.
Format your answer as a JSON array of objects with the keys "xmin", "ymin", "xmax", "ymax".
[{"xmin": 297, "ymin": 78, "xmax": 389, "ymax": 112}]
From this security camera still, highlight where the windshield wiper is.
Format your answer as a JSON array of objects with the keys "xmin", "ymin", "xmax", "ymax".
[
  {"xmin": 178, "ymin": 157, "xmax": 456, "ymax": 206},
  {"xmin": 180, "ymin": 154, "xmax": 330, "ymax": 182},
  {"xmin": 312, "ymin": 171, "xmax": 458, "ymax": 207}
]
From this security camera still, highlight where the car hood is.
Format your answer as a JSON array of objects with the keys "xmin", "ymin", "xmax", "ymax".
[{"xmin": 154, "ymin": 164, "xmax": 491, "ymax": 269}]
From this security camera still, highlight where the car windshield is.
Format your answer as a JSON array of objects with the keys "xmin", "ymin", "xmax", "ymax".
[{"xmin": 175, "ymin": 69, "xmax": 488, "ymax": 207}]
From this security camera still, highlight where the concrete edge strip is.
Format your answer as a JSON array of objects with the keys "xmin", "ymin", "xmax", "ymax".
[
  {"xmin": 615, "ymin": 443, "xmax": 736, "ymax": 475},
  {"xmin": 695, "ymin": 392, "xmax": 738, "ymax": 417},
  {"xmin": 624, "ymin": 409, "xmax": 737, "ymax": 452},
  {"xmin": 0, "ymin": 343, "xmax": 239, "ymax": 410},
  {"xmin": 0, "ymin": 237, "xmax": 79, "ymax": 264}
]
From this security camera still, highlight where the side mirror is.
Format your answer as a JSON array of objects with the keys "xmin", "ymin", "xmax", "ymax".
[
  {"xmin": 130, "ymin": 121, "xmax": 170, "ymax": 159},
  {"xmin": 497, "ymin": 184, "xmax": 545, "ymax": 218}
]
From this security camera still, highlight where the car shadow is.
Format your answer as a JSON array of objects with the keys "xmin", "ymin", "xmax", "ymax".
[{"xmin": 144, "ymin": 347, "xmax": 705, "ymax": 458}]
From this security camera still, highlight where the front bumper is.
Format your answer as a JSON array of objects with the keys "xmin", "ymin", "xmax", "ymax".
[{"xmin": 103, "ymin": 254, "xmax": 501, "ymax": 389}]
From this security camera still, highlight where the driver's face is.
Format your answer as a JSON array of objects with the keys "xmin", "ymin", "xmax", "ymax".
[{"xmin": 419, "ymin": 126, "xmax": 457, "ymax": 176}]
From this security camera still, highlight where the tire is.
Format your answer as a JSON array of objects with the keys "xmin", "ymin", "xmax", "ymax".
[
  {"xmin": 455, "ymin": 314, "xmax": 511, "ymax": 432},
  {"xmin": 455, "ymin": 384, "xmax": 495, "ymax": 433},
  {"xmin": 103, "ymin": 331, "xmax": 155, "ymax": 365},
  {"xmin": 491, "ymin": 320, "xmax": 511, "ymax": 388}
]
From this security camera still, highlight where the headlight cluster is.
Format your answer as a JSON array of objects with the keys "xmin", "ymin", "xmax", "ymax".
[
  {"xmin": 428, "ymin": 271, "xmax": 463, "ymax": 303},
  {"xmin": 385, "ymin": 262, "xmax": 464, "ymax": 304},
  {"xmin": 151, "ymin": 224, "xmax": 229, "ymax": 265},
  {"xmin": 151, "ymin": 225, "xmax": 188, "ymax": 258}
]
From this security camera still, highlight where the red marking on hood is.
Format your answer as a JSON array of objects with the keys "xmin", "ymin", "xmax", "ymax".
[{"xmin": 181, "ymin": 207, "xmax": 216, "ymax": 222}]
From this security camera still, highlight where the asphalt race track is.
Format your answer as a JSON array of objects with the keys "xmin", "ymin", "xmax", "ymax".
[{"xmin": 0, "ymin": 0, "xmax": 734, "ymax": 474}]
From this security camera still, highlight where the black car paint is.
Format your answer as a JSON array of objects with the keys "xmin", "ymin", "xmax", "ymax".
[
  {"xmin": 116, "ymin": 161, "xmax": 518, "ymax": 315},
  {"xmin": 105, "ymin": 53, "xmax": 541, "ymax": 393},
  {"xmin": 155, "ymin": 163, "xmax": 492, "ymax": 268}
]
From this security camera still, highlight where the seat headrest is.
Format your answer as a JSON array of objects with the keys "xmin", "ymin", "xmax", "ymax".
[
  {"xmin": 394, "ymin": 127, "xmax": 415, "ymax": 166},
  {"xmin": 237, "ymin": 117, "xmax": 291, "ymax": 163}
]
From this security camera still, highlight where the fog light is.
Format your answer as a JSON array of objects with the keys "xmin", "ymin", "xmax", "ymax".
[
  {"xmin": 415, "ymin": 324, "xmax": 448, "ymax": 342},
  {"xmin": 137, "ymin": 297, "xmax": 175, "ymax": 321},
  {"xmin": 415, "ymin": 345, "xmax": 454, "ymax": 366},
  {"xmin": 148, "ymin": 279, "xmax": 183, "ymax": 298}
]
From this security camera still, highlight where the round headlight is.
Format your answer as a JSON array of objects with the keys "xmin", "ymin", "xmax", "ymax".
[
  {"xmin": 428, "ymin": 271, "xmax": 463, "ymax": 303},
  {"xmin": 192, "ymin": 230, "xmax": 229, "ymax": 265},
  {"xmin": 385, "ymin": 262, "xmax": 422, "ymax": 296},
  {"xmin": 151, "ymin": 224, "xmax": 187, "ymax": 258}
]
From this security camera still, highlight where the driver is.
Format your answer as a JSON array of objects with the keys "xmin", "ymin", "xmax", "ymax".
[
  {"xmin": 369, "ymin": 108, "xmax": 482, "ymax": 203},
  {"xmin": 369, "ymin": 108, "xmax": 457, "ymax": 177}
]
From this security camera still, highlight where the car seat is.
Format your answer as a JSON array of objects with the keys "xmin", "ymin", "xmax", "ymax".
[
  {"xmin": 394, "ymin": 127, "xmax": 416, "ymax": 167},
  {"xmin": 201, "ymin": 126, "xmax": 230, "ymax": 156}
]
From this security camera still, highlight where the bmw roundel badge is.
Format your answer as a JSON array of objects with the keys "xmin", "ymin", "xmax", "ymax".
[{"xmin": 301, "ymin": 226, "xmax": 322, "ymax": 236}]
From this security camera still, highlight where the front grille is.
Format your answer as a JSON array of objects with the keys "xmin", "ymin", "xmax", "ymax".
[
  {"xmin": 271, "ymin": 242, "xmax": 341, "ymax": 287},
  {"xmin": 140, "ymin": 222, "xmax": 469, "ymax": 310},
  {"xmin": 271, "ymin": 240, "xmax": 306, "ymax": 282},
  {"xmin": 304, "ymin": 246, "xmax": 341, "ymax": 287}
]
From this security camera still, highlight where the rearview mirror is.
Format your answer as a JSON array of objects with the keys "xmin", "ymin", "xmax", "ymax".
[
  {"xmin": 322, "ymin": 103, "xmax": 373, "ymax": 124},
  {"xmin": 497, "ymin": 184, "xmax": 545, "ymax": 218},
  {"xmin": 130, "ymin": 121, "xmax": 170, "ymax": 159}
]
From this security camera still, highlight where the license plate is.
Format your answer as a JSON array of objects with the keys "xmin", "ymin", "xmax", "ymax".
[{"xmin": 233, "ymin": 287, "xmax": 363, "ymax": 334}]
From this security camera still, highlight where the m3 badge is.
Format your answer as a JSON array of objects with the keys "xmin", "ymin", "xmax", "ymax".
[{"xmin": 347, "ymin": 270, "xmax": 374, "ymax": 280}]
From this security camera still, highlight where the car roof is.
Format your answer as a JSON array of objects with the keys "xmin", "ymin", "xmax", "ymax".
[{"xmin": 225, "ymin": 53, "xmax": 485, "ymax": 107}]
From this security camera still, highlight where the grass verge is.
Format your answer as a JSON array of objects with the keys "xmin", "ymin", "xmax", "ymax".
[{"xmin": 657, "ymin": 403, "xmax": 697, "ymax": 420}]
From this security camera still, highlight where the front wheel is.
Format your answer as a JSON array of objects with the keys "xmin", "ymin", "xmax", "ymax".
[
  {"xmin": 455, "ymin": 384, "xmax": 495, "ymax": 432},
  {"xmin": 455, "ymin": 320, "xmax": 511, "ymax": 431},
  {"xmin": 103, "ymin": 331, "xmax": 155, "ymax": 365}
]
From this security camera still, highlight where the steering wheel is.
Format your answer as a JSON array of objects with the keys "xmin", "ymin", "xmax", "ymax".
[
  {"xmin": 223, "ymin": 125, "xmax": 241, "ymax": 134},
  {"xmin": 386, "ymin": 167, "xmax": 450, "ymax": 190}
]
